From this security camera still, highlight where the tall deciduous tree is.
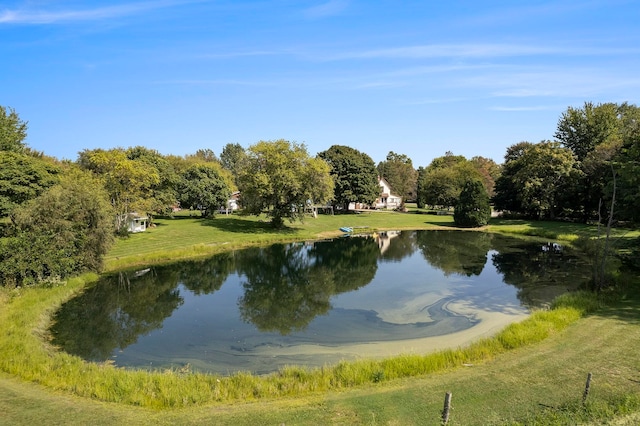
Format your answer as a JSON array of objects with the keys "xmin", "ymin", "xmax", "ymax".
[
  {"xmin": 220, "ymin": 143, "xmax": 248, "ymax": 189},
  {"xmin": 554, "ymin": 102, "xmax": 627, "ymax": 221},
  {"xmin": 318, "ymin": 145, "xmax": 379, "ymax": 211},
  {"xmin": 239, "ymin": 140, "xmax": 333, "ymax": 228},
  {"xmin": 417, "ymin": 153, "xmax": 482, "ymax": 209},
  {"xmin": 77, "ymin": 148, "xmax": 160, "ymax": 228},
  {"xmin": 126, "ymin": 146, "xmax": 180, "ymax": 215},
  {"xmin": 178, "ymin": 163, "xmax": 231, "ymax": 217},
  {"xmin": 0, "ymin": 151, "xmax": 59, "ymax": 217},
  {"xmin": 493, "ymin": 142, "xmax": 534, "ymax": 214},
  {"xmin": 470, "ymin": 156, "xmax": 500, "ymax": 198},
  {"xmin": 494, "ymin": 141, "xmax": 575, "ymax": 219},
  {"xmin": 0, "ymin": 106, "xmax": 28, "ymax": 153},
  {"xmin": 377, "ymin": 151, "xmax": 417, "ymax": 208},
  {"xmin": 615, "ymin": 105, "xmax": 640, "ymax": 222}
]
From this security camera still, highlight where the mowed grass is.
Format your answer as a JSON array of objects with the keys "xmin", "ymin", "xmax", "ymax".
[
  {"xmin": 104, "ymin": 210, "xmax": 456, "ymax": 270},
  {"xmin": 105, "ymin": 209, "xmax": 639, "ymax": 271},
  {"xmin": 2, "ymin": 210, "xmax": 640, "ymax": 424},
  {"xmin": 1, "ymin": 288, "xmax": 640, "ymax": 425}
]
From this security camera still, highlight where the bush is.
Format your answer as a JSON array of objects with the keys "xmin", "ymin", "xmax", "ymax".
[
  {"xmin": 454, "ymin": 179, "xmax": 491, "ymax": 227},
  {"xmin": 1, "ymin": 170, "xmax": 115, "ymax": 287}
]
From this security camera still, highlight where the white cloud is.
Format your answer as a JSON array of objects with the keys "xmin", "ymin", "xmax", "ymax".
[
  {"xmin": 0, "ymin": 0, "xmax": 199, "ymax": 24},
  {"xmin": 489, "ymin": 105, "xmax": 561, "ymax": 112},
  {"xmin": 303, "ymin": 0, "xmax": 349, "ymax": 19}
]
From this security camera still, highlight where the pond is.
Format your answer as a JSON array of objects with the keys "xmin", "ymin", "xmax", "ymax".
[{"xmin": 50, "ymin": 230, "xmax": 591, "ymax": 375}]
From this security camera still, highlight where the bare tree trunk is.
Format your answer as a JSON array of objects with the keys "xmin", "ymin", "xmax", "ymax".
[{"xmin": 598, "ymin": 166, "xmax": 616, "ymax": 291}]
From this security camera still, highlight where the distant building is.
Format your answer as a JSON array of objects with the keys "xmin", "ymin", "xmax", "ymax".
[
  {"xmin": 375, "ymin": 177, "xmax": 402, "ymax": 209},
  {"xmin": 121, "ymin": 213, "xmax": 149, "ymax": 233}
]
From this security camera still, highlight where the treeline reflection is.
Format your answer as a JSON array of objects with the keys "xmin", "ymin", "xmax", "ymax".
[{"xmin": 50, "ymin": 231, "xmax": 590, "ymax": 361}]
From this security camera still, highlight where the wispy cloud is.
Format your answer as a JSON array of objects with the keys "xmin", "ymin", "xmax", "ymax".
[
  {"xmin": 489, "ymin": 105, "xmax": 562, "ymax": 112},
  {"xmin": 302, "ymin": 0, "xmax": 349, "ymax": 19},
  {"xmin": 352, "ymin": 44, "xmax": 558, "ymax": 59},
  {"xmin": 0, "ymin": 0, "xmax": 198, "ymax": 24},
  {"xmin": 321, "ymin": 43, "xmax": 640, "ymax": 61}
]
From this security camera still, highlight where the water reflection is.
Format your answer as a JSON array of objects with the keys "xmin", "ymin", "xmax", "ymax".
[
  {"xmin": 238, "ymin": 237, "xmax": 379, "ymax": 334},
  {"xmin": 50, "ymin": 231, "xmax": 590, "ymax": 374}
]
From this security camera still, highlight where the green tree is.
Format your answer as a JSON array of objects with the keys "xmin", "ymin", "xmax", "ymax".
[
  {"xmin": 318, "ymin": 145, "xmax": 379, "ymax": 211},
  {"xmin": 239, "ymin": 140, "xmax": 334, "ymax": 228},
  {"xmin": 493, "ymin": 142, "xmax": 534, "ymax": 214},
  {"xmin": 186, "ymin": 148, "xmax": 218, "ymax": 163},
  {"xmin": 178, "ymin": 163, "xmax": 231, "ymax": 217},
  {"xmin": 494, "ymin": 141, "xmax": 575, "ymax": 218},
  {"xmin": 454, "ymin": 179, "xmax": 491, "ymax": 228},
  {"xmin": 0, "ymin": 151, "xmax": 59, "ymax": 217},
  {"xmin": 615, "ymin": 104, "xmax": 640, "ymax": 222},
  {"xmin": 126, "ymin": 146, "xmax": 180, "ymax": 215},
  {"xmin": 377, "ymin": 151, "xmax": 417, "ymax": 208},
  {"xmin": 417, "ymin": 154, "xmax": 482, "ymax": 209},
  {"xmin": 1, "ymin": 169, "xmax": 115, "ymax": 286},
  {"xmin": 219, "ymin": 143, "xmax": 248, "ymax": 189},
  {"xmin": 555, "ymin": 102, "xmax": 621, "ymax": 162},
  {"xmin": 470, "ymin": 156, "xmax": 500, "ymax": 198},
  {"xmin": 554, "ymin": 102, "xmax": 626, "ymax": 221},
  {"xmin": 0, "ymin": 106, "xmax": 28, "ymax": 153},
  {"xmin": 415, "ymin": 166, "xmax": 427, "ymax": 208},
  {"xmin": 77, "ymin": 148, "xmax": 160, "ymax": 229}
]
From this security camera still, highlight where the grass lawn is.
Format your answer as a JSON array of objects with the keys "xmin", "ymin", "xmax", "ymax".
[
  {"xmin": 105, "ymin": 209, "xmax": 638, "ymax": 271},
  {"xmin": 2, "ymin": 294, "xmax": 640, "ymax": 425},
  {"xmin": 2, "ymin": 210, "xmax": 640, "ymax": 425}
]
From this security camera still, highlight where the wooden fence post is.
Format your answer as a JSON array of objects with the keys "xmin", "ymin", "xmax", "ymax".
[
  {"xmin": 441, "ymin": 392, "xmax": 452, "ymax": 425},
  {"xmin": 582, "ymin": 372, "xmax": 592, "ymax": 404}
]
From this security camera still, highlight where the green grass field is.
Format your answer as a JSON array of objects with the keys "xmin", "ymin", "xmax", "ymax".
[{"xmin": 2, "ymin": 210, "xmax": 640, "ymax": 425}]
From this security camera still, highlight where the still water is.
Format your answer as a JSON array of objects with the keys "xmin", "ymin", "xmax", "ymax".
[{"xmin": 50, "ymin": 231, "xmax": 591, "ymax": 375}]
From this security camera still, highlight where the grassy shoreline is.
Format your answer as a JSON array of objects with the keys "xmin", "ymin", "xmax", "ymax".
[{"xmin": 2, "ymin": 211, "xmax": 640, "ymax": 424}]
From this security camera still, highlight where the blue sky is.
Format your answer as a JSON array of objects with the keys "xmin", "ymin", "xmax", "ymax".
[{"xmin": 2, "ymin": 1, "xmax": 639, "ymax": 167}]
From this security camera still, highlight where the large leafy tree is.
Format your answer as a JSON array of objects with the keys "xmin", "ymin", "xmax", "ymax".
[
  {"xmin": 178, "ymin": 163, "xmax": 231, "ymax": 217},
  {"xmin": 239, "ymin": 140, "xmax": 334, "ymax": 228},
  {"xmin": 470, "ymin": 156, "xmax": 500, "ymax": 198},
  {"xmin": 417, "ymin": 153, "xmax": 482, "ymax": 209},
  {"xmin": 494, "ymin": 141, "xmax": 576, "ymax": 218},
  {"xmin": 219, "ymin": 143, "xmax": 248, "ymax": 189},
  {"xmin": 1, "ymin": 169, "xmax": 115, "ymax": 286},
  {"xmin": 77, "ymin": 148, "xmax": 160, "ymax": 228},
  {"xmin": 0, "ymin": 105, "xmax": 28, "ymax": 153},
  {"xmin": 554, "ymin": 102, "xmax": 627, "ymax": 221},
  {"xmin": 555, "ymin": 102, "xmax": 621, "ymax": 162},
  {"xmin": 493, "ymin": 142, "xmax": 534, "ymax": 214},
  {"xmin": 126, "ymin": 146, "xmax": 180, "ymax": 215},
  {"xmin": 0, "ymin": 151, "xmax": 59, "ymax": 217},
  {"xmin": 318, "ymin": 145, "xmax": 379, "ymax": 211},
  {"xmin": 614, "ymin": 104, "xmax": 640, "ymax": 222},
  {"xmin": 0, "ymin": 106, "xmax": 59, "ymax": 218},
  {"xmin": 377, "ymin": 151, "xmax": 417, "ymax": 208}
]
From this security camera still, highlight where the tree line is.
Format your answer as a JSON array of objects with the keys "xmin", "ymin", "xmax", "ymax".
[{"xmin": 1, "ymin": 101, "xmax": 638, "ymax": 286}]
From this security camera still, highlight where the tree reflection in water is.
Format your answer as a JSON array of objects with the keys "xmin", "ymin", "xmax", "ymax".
[{"xmin": 50, "ymin": 231, "xmax": 591, "ymax": 371}]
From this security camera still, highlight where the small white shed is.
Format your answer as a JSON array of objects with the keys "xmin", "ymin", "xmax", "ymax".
[{"xmin": 124, "ymin": 213, "xmax": 149, "ymax": 233}]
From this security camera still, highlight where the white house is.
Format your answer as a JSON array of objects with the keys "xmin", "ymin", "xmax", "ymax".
[{"xmin": 375, "ymin": 177, "xmax": 402, "ymax": 209}]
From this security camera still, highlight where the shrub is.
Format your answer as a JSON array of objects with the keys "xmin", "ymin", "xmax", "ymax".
[{"xmin": 454, "ymin": 179, "xmax": 491, "ymax": 227}]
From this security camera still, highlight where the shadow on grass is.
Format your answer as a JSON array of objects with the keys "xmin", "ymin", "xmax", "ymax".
[
  {"xmin": 594, "ymin": 286, "xmax": 640, "ymax": 325},
  {"xmin": 201, "ymin": 216, "xmax": 297, "ymax": 234},
  {"xmin": 488, "ymin": 218, "xmax": 605, "ymax": 239}
]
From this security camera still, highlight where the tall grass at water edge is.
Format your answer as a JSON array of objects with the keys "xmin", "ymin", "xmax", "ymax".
[{"xmin": 0, "ymin": 273, "xmax": 602, "ymax": 409}]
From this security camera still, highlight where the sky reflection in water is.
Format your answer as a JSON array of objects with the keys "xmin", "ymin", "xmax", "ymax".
[{"xmin": 51, "ymin": 231, "xmax": 590, "ymax": 375}]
